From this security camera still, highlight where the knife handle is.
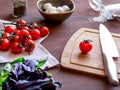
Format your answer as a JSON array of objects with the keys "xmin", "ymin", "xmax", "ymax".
[{"xmin": 103, "ymin": 53, "xmax": 119, "ymax": 86}]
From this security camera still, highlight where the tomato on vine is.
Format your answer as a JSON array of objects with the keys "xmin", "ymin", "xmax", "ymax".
[
  {"xmin": 10, "ymin": 42, "xmax": 23, "ymax": 54},
  {"xmin": 1, "ymin": 19, "xmax": 49, "ymax": 54},
  {"xmin": 4, "ymin": 26, "xmax": 15, "ymax": 34},
  {"xmin": 22, "ymin": 26, "xmax": 30, "ymax": 31},
  {"xmin": 31, "ymin": 23, "xmax": 38, "ymax": 27},
  {"xmin": 19, "ymin": 29, "xmax": 30, "ymax": 40},
  {"xmin": 12, "ymin": 29, "xmax": 20, "ymax": 35},
  {"xmin": 38, "ymin": 26, "xmax": 49, "ymax": 37},
  {"xmin": 29, "ymin": 28, "xmax": 40, "ymax": 40},
  {"xmin": 0, "ymin": 38, "xmax": 10, "ymax": 51},
  {"xmin": 10, "ymin": 35, "xmax": 20, "ymax": 43},
  {"xmin": 2, "ymin": 32, "xmax": 10, "ymax": 38},
  {"xmin": 16, "ymin": 19, "xmax": 27, "ymax": 29},
  {"xmin": 25, "ymin": 39, "xmax": 35, "ymax": 53},
  {"xmin": 18, "ymin": 19, "xmax": 26, "ymax": 25}
]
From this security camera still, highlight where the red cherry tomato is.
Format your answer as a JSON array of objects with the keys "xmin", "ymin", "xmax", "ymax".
[
  {"xmin": 11, "ymin": 35, "xmax": 20, "ymax": 43},
  {"xmin": 9, "ymin": 30, "xmax": 20, "ymax": 43},
  {"xmin": 29, "ymin": 29, "xmax": 40, "ymax": 40},
  {"xmin": 22, "ymin": 26, "xmax": 30, "ymax": 31},
  {"xmin": 3, "ymin": 32, "xmax": 10, "ymax": 38},
  {"xmin": 0, "ymin": 38, "xmax": 10, "ymax": 51},
  {"xmin": 25, "ymin": 39, "xmax": 35, "ymax": 52},
  {"xmin": 4, "ymin": 25, "xmax": 15, "ymax": 34},
  {"xmin": 27, "ymin": 34, "xmax": 32, "ymax": 40},
  {"xmin": 10, "ymin": 42, "xmax": 23, "ymax": 54},
  {"xmin": 79, "ymin": 39, "xmax": 92, "ymax": 54},
  {"xmin": 18, "ymin": 19, "xmax": 26, "ymax": 25},
  {"xmin": 11, "ymin": 29, "xmax": 20, "ymax": 35},
  {"xmin": 16, "ymin": 19, "xmax": 27, "ymax": 29},
  {"xmin": 32, "ymin": 23, "xmax": 38, "ymax": 27},
  {"xmin": 19, "ymin": 29, "xmax": 30, "ymax": 40},
  {"xmin": 38, "ymin": 26, "xmax": 49, "ymax": 37}
]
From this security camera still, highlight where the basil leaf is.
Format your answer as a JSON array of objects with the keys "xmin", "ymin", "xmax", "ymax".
[
  {"xmin": 0, "ymin": 63, "xmax": 12, "ymax": 90},
  {"xmin": 0, "ymin": 58, "xmax": 25, "ymax": 89},
  {"xmin": 10, "ymin": 57, "xmax": 25, "ymax": 65},
  {"xmin": 47, "ymin": 72, "xmax": 52, "ymax": 77},
  {"xmin": 36, "ymin": 56, "xmax": 48, "ymax": 70}
]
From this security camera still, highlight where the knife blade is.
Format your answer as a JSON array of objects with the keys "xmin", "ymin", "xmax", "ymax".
[{"xmin": 99, "ymin": 24, "xmax": 119, "ymax": 85}]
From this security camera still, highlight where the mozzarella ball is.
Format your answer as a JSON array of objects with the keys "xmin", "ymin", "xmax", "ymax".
[
  {"xmin": 45, "ymin": 6, "xmax": 57, "ymax": 14},
  {"xmin": 45, "ymin": 10, "xmax": 57, "ymax": 14},
  {"xmin": 56, "ymin": 7, "xmax": 65, "ymax": 13},
  {"xmin": 43, "ymin": 3, "xmax": 70, "ymax": 14},
  {"xmin": 43, "ymin": 3, "xmax": 52, "ymax": 10},
  {"xmin": 62, "ymin": 5, "xmax": 70, "ymax": 11}
]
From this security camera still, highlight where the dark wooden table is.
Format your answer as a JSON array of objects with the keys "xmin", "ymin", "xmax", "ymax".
[{"xmin": 0, "ymin": 0, "xmax": 120, "ymax": 90}]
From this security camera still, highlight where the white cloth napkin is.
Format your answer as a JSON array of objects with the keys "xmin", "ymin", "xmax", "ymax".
[{"xmin": 0, "ymin": 19, "xmax": 59, "ymax": 69}]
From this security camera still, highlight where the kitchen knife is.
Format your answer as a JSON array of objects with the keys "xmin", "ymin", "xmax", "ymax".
[{"xmin": 99, "ymin": 24, "xmax": 119, "ymax": 85}]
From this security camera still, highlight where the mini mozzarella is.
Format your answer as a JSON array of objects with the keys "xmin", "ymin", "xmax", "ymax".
[
  {"xmin": 45, "ymin": 6, "xmax": 57, "ymax": 14},
  {"xmin": 56, "ymin": 7, "xmax": 65, "ymax": 13},
  {"xmin": 45, "ymin": 9, "xmax": 57, "ymax": 14},
  {"xmin": 62, "ymin": 5, "xmax": 70, "ymax": 11},
  {"xmin": 43, "ymin": 3, "xmax": 52, "ymax": 10},
  {"xmin": 43, "ymin": 3, "xmax": 70, "ymax": 14},
  {"xmin": 48, "ymin": 6, "xmax": 56, "ymax": 11}
]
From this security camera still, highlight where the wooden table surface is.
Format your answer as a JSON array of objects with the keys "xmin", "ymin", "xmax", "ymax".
[{"xmin": 0, "ymin": 0, "xmax": 120, "ymax": 90}]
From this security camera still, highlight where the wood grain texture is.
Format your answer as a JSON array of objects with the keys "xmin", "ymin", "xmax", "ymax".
[{"xmin": 61, "ymin": 28, "xmax": 120, "ymax": 78}]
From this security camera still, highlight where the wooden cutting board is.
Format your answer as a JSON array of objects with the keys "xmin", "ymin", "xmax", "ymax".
[{"xmin": 61, "ymin": 28, "xmax": 120, "ymax": 79}]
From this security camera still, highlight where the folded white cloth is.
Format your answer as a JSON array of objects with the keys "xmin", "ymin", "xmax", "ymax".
[{"xmin": 0, "ymin": 19, "xmax": 59, "ymax": 69}]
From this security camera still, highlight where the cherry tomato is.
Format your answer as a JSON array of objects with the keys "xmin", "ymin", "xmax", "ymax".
[
  {"xmin": 27, "ymin": 34, "xmax": 32, "ymax": 40},
  {"xmin": 19, "ymin": 29, "xmax": 30, "ymax": 40},
  {"xmin": 79, "ymin": 39, "xmax": 92, "ymax": 54},
  {"xmin": 22, "ymin": 26, "xmax": 30, "ymax": 31},
  {"xmin": 32, "ymin": 23, "xmax": 38, "ymax": 28},
  {"xmin": 16, "ymin": 19, "xmax": 27, "ymax": 29},
  {"xmin": 10, "ymin": 42, "xmax": 23, "ymax": 54},
  {"xmin": 19, "ymin": 34, "xmax": 32, "ymax": 46},
  {"xmin": 18, "ymin": 19, "xmax": 26, "ymax": 25},
  {"xmin": 10, "ymin": 35, "xmax": 20, "ymax": 43},
  {"xmin": 2, "ymin": 32, "xmax": 11, "ymax": 42},
  {"xmin": 29, "ymin": 29, "xmax": 40, "ymax": 40},
  {"xmin": 2, "ymin": 32, "xmax": 10, "ymax": 38},
  {"xmin": 25, "ymin": 39, "xmax": 35, "ymax": 52},
  {"xmin": 0, "ymin": 38, "xmax": 10, "ymax": 51},
  {"xmin": 4, "ymin": 25, "xmax": 15, "ymax": 34},
  {"xmin": 9, "ymin": 30, "xmax": 20, "ymax": 43},
  {"xmin": 11, "ymin": 29, "xmax": 20, "ymax": 35},
  {"xmin": 38, "ymin": 26, "xmax": 49, "ymax": 37}
]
